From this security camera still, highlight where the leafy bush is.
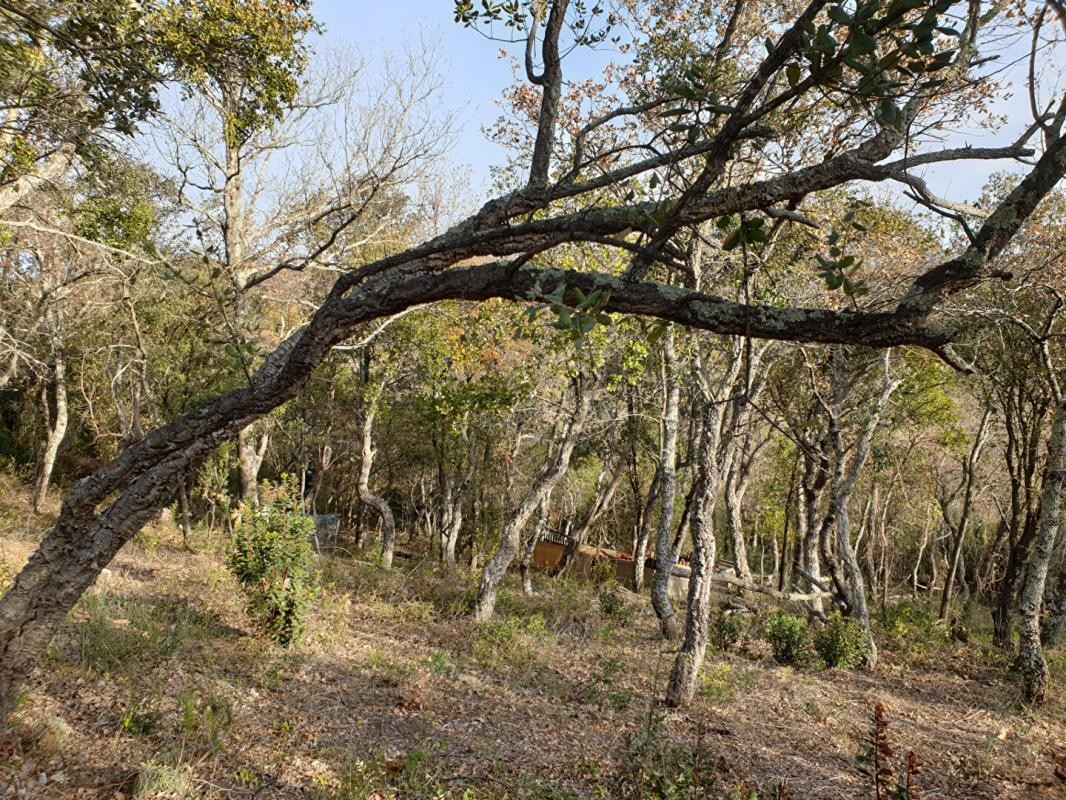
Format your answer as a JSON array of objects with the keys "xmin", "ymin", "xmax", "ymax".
[
  {"xmin": 472, "ymin": 613, "xmax": 553, "ymax": 669},
  {"xmin": 813, "ymin": 612, "xmax": 870, "ymax": 669},
  {"xmin": 710, "ymin": 608, "xmax": 743, "ymax": 652},
  {"xmin": 763, "ymin": 611, "xmax": 810, "ymax": 666},
  {"xmin": 878, "ymin": 602, "xmax": 947, "ymax": 651},
  {"xmin": 698, "ymin": 662, "xmax": 759, "ymax": 703},
  {"xmin": 227, "ymin": 475, "xmax": 317, "ymax": 647},
  {"xmin": 611, "ymin": 706, "xmax": 718, "ymax": 799},
  {"xmin": 597, "ymin": 580, "xmax": 633, "ymax": 625}
]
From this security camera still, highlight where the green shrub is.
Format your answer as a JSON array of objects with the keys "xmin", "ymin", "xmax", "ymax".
[
  {"xmin": 710, "ymin": 608, "xmax": 743, "ymax": 652},
  {"xmin": 878, "ymin": 602, "xmax": 947, "ymax": 650},
  {"xmin": 597, "ymin": 581, "xmax": 633, "ymax": 625},
  {"xmin": 227, "ymin": 475, "xmax": 317, "ymax": 647},
  {"xmin": 582, "ymin": 658, "xmax": 634, "ymax": 712},
  {"xmin": 763, "ymin": 611, "xmax": 810, "ymax": 666},
  {"xmin": 472, "ymin": 613, "xmax": 553, "ymax": 669},
  {"xmin": 813, "ymin": 612, "xmax": 869, "ymax": 669},
  {"xmin": 698, "ymin": 663, "xmax": 759, "ymax": 703},
  {"xmin": 611, "ymin": 706, "xmax": 718, "ymax": 799}
]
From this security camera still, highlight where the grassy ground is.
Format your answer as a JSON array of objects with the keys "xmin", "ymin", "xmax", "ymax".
[{"xmin": 1, "ymin": 483, "xmax": 1065, "ymax": 798}]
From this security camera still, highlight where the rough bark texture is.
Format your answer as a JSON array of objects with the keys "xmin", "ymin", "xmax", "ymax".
[
  {"xmin": 31, "ymin": 341, "xmax": 66, "ymax": 514},
  {"xmin": 664, "ymin": 342, "xmax": 748, "ymax": 704},
  {"xmin": 651, "ymin": 329, "xmax": 682, "ymax": 640},
  {"xmin": 664, "ymin": 470, "xmax": 716, "ymax": 707},
  {"xmin": 1016, "ymin": 400, "xmax": 1066, "ymax": 704}
]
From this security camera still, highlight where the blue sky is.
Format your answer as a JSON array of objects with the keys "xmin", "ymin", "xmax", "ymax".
[
  {"xmin": 311, "ymin": 1, "xmax": 1043, "ymax": 205},
  {"xmin": 312, "ymin": 0, "xmax": 523, "ymax": 193}
]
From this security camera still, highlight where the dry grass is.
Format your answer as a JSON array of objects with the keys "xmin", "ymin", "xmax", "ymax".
[{"xmin": 0, "ymin": 497, "xmax": 1064, "ymax": 799}]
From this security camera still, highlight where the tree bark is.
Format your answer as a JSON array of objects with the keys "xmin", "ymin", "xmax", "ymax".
[
  {"xmin": 939, "ymin": 407, "xmax": 991, "ymax": 620},
  {"xmin": 826, "ymin": 349, "xmax": 901, "ymax": 667},
  {"xmin": 1016, "ymin": 400, "xmax": 1066, "ymax": 704},
  {"xmin": 473, "ymin": 376, "xmax": 592, "ymax": 621},
  {"xmin": 632, "ymin": 467, "xmax": 659, "ymax": 593},
  {"xmin": 0, "ymin": 121, "xmax": 1062, "ymax": 725},
  {"xmin": 665, "ymin": 468, "xmax": 716, "ymax": 707},
  {"xmin": 651, "ymin": 328, "xmax": 682, "ymax": 640},
  {"xmin": 31, "ymin": 338, "xmax": 67, "ymax": 514},
  {"xmin": 237, "ymin": 426, "xmax": 269, "ymax": 506},
  {"xmin": 359, "ymin": 389, "xmax": 396, "ymax": 569},
  {"xmin": 520, "ymin": 495, "xmax": 551, "ymax": 596}
]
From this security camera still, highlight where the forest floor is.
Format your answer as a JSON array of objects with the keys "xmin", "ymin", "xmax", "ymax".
[{"xmin": 1, "ymin": 484, "xmax": 1066, "ymax": 799}]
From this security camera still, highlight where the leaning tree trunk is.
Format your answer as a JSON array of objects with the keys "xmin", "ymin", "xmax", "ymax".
[
  {"xmin": 663, "ymin": 339, "xmax": 749, "ymax": 705},
  {"xmin": 939, "ymin": 407, "xmax": 991, "ymax": 620},
  {"xmin": 359, "ymin": 393, "xmax": 396, "ymax": 569},
  {"xmin": 520, "ymin": 496, "xmax": 551, "ymax": 596},
  {"xmin": 31, "ymin": 344, "xmax": 67, "ymax": 514},
  {"xmin": 724, "ymin": 463, "xmax": 753, "ymax": 583},
  {"xmin": 651, "ymin": 328, "xmax": 682, "ymax": 640},
  {"xmin": 1016, "ymin": 399, "xmax": 1066, "ymax": 704},
  {"xmin": 826, "ymin": 348, "xmax": 900, "ymax": 667},
  {"xmin": 558, "ymin": 457, "xmax": 623, "ymax": 573},
  {"xmin": 632, "ymin": 467, "xmax": 660, "ymax": 593},
  {"xmin": 473, "ymin": 377, "xmax": 592, "ymax": 622}
]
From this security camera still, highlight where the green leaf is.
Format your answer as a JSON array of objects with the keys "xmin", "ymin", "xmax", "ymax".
[{"xmin": 849, "ymin": 30, "xmax": 877, "ymax": 56}]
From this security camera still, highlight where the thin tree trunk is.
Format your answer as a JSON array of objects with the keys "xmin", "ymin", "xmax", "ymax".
[
  {"xmin": 32, "ymin": 343, "xmax": 67, "ymax": 514},
  {"xmin": 521, "ymin": 495, "xmax": 551, "ymax": 596},
  {"xmin": 724, "ymin": 466, "xmax": 753, "ymax": 582},
  {"xmin": 359, "ymin": 390, "xmax": 396, "ymax": 569},
  {"xmin": 939, "ymin": 408, "xmax": 991, "ymax": 620},
  {"xmin": 237, "ymin": 426, "xmax": 269, "ymax": 506},
  {"xmin": 826, "ymin": 349, "xmax": 900, "ymax": 667},
  {"xmin": 632, "ymin": 467, "xmax": 660, "ymax": 593},
  {"xmin": 1016, "ymin": 400, "xmax": 1066, "ymax": 704},
  {"xmin": 558, "ymin": 456, "xmax": 623, "ymax": 572},
  {"xmin": 651, "ymin": 328, "xmax": 682, "ymax": 640},
  {"xmin": 473, "ymin": 377, "xmax": 593, "ymax": 621}
]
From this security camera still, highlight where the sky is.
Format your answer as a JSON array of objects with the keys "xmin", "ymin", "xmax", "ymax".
[
  {"xmin": 311, "ymin": 0, "xmax": 618, "ymax": 197},
  {"xmin": 311, "ymin": 0, "xmax": 527, "ymax": 195},
  {"xmin": 308, "ymin": 1, "xmax": 1051, "ymax": 206}
]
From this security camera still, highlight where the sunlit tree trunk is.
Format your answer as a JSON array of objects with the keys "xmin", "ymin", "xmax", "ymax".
[
  {"xmin": 32, "ymin": 330, "xmax": 67, "ymax": 514},
  {"xmin": 651, "ymin": 328, "xmax": 682, "ymax": 639},
  {"xmin": 473, "ymin": 376, "xmax": 592, "ymax": 621},
  {"xmin": 1017, "ymin": 400, "xmax": 1066, "ymax": 703}
]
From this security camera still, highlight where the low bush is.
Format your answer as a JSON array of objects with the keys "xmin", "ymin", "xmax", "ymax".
[
  {"xmin": 710, "ymin": 608, "xmax": 744, "ymax": 652},
  {"xmin": 227, "ymin": 475, "xmax": 318, "ymax": 647},
  {"xmin": 813, "ymin": 612, "xmax": 869, "ymax": 669},
  {"xmin": 877, "ymin": 602, "xmax": 947, "ymax": 651},
  {"xmin": 763, "ymin": 611, "xmax": 810, "ymax": 666},
  {"xmin": 597, "ymin": 580, "xmax": 633, "ymax": 625},
  {"xmin": 472, "ymin": 613, "xmax": 553, "ymax": 670}
]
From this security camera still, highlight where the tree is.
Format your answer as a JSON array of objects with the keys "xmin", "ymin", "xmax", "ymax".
[{"xmin": 2, "ymin": 0, "xmax": 1066, "ymax": 722}]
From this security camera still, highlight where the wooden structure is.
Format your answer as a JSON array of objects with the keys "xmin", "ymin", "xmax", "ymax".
[{"xmin": 531, "ymin": 540, "xmax": 690, "ymax": 602}]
